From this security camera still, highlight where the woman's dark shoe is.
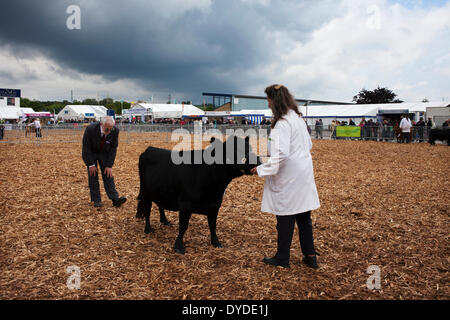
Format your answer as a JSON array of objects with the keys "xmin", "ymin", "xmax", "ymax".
[
  {"xmin": 262, "ymin": 256, "xmax": 290, "ymax": 268},
  {"xmin": 302, "ymin": 255, "xmax": 319, "ymax": 269},
  {"xmin": 112, "ymin": 196, "xmax": 127, "ymax": 207},
  {"xmin": 94, "ymin": 202, "xmax": 103, "ymax": 208}
]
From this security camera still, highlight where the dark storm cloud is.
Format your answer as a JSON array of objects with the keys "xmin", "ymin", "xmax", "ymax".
[{"xmin": 0, "ymin": 0, "xmax": 341, "ymax": 100}]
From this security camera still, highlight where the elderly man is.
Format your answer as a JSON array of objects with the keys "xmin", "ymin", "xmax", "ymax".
[{"xmin": 82, "ymin": 116, "xmax": 126, "ymax": 208}]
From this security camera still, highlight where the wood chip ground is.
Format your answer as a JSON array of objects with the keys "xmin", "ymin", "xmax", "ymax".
[{"xmin": 0, "ymin": 136, "xmax": 448, "ymax": 299}]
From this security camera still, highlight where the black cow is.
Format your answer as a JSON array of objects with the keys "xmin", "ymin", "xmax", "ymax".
[
  {"xmin": 136, "ymin": 136, "xmax": 262, "ymax": 254},
  {"xmin": 429, "ymin": 128, "xmax": 450, "ymax": 146}
]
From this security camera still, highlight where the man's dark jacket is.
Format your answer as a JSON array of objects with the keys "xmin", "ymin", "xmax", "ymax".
[{"xmin": 82, "ymin": 122, "xmax": 119, "ymax": 168}]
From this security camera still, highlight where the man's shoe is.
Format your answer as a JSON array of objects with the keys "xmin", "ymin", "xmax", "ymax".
[
  {"xmin": 94, "ymin": 202, "xmax": 103, "ymax": 208},
  {"xmin": 262, "ymin": 256, "xmax": 290, "ymax": 268},
  {"xmin": 112, "ymin": 196, "xmax": 127, "ymax": 208},
  {"xmin": 302, "ymin": 255, "xmax": 319, "ymax": 269}
]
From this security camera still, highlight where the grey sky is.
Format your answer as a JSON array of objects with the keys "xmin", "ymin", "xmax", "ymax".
[{"xmin": 0, "ymin": 0, "xmax": 449, "ymax": 104}]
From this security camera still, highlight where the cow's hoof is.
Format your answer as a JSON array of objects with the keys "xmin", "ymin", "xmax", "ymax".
[
  {"xmin": 161, "ymin": 220, "xmax": 171, "ymax": 226},
  {"xmin": 212, "ymin": 241, "xmax": 223, "ymax": 248},
  {"xmin": 174, "ymin": 247, "xmax": 185, "ymax": 254},
  {"xmin": 144, "ymin": 226, "xmax": 154, "ymax": 234}
]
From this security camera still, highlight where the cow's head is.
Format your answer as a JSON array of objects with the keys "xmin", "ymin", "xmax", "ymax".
[{"xmin": 220, "ymin": 135, "xmax": 262, "ymax": 177}]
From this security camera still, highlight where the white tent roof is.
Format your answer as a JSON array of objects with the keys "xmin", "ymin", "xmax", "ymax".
[
  {"xmin": 231, "ymin": 109, "xmax": 273, "ymax": 117},
  {"xmin": 299, "ymin": 105, "xmax": 378, "ymax": 118},
  {"xmin": 225, "ymin": 102, "xmax": 446, "ymax": 120},
  {"xmin": 130, "ymin": 103, "xmax": 205, "ymax": 118},
  {"xmin": 299, "ymin": 101, "xmax": 446, "ymax": 118},
  {"xmin": 57, "ymin": 105, "xmax": 107, "ymax": 119},
  {"xmin": 20, "ymin": 108, "xmax": 52, "ymax": 118},
  {"xmin": 20, "ymin": 108, "xmax": 36, "ymax": 114},
  {"xmin": 0, "ymin": 107, "xmax": 22, "ymax": 120}
]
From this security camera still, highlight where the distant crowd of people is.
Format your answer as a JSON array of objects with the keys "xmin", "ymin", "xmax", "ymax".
[
  {"xmin": 312, "ymin": 116, "xmax": 446, "ymax": 143},
  {"xmin": 121, "ymin": 117, "xmax": 272, "ymax": 126}
]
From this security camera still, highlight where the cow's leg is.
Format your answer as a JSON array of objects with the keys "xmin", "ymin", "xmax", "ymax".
[
  {"xmin": 138, "ymin": 199, "xmax": 153, "ymax": 234},
  {"xmin": 208, "ymin": 211, "xmax": 223, "ymax": 248},
  {"xmin": 159, "ymin": 206, "xmax": 171, "ymax": 226},
  {"xmin": 174, "ymin": 211, "xmax": 191, "ymax": 254}
]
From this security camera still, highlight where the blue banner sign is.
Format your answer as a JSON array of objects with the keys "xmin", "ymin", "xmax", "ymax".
[{"xmin": 0, "ymin": 88, "xmax": 21, "ymax": 98}]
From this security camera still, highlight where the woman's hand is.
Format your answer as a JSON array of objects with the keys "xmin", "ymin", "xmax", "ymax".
[
  {"xmin": 104, "ymin": 167, "xmax": 113, "ymax": 178},
  {"xmin": 88, "ymin": 166, "xmax": 98, "ymax": 176},
  {"xmin": 251, "ymin": 167, "xmax": 258, "ymax": 175}
]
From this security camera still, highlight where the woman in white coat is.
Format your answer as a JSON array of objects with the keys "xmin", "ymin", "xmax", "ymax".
[{"xmin": 251, "ymin": 84, "xmax": 321, "ymax": 269}]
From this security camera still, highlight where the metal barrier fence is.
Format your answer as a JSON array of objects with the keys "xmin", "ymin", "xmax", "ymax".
[
  {"xmin": 315, "ymin": 125, "xmax": 433, "ymax": 142},
  {"xmin": 0, "ymin": 124, "xmax": 86, "ymax": 144},
  {"xmin": 0, "ymin": 123, "xmax": 273, "ymax": 145},
  {"xmin": 0, "ymin": 123, "xmax": 434, "ymax": 145},
  {"xmin": 119, "ymin": 123, "xmax": 272, "ymax": 144}
]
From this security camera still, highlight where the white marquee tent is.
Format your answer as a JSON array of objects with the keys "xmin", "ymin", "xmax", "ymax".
[
  {"xmin": 0, "ymin": 107, "xmax": 22, "ymax": 120},
  {"xmin": 57, "ymin": 105, "xmax": 107, "ymax": 121},
  {"xmin": 126, "ymin": 103, "xmax": 205, "ymax": 120},
  {"xmin": 0, "ymin": 107, "xmax": 54, "ymax": 121}
]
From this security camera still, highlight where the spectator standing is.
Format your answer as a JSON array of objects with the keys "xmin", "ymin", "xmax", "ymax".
[
  {"xmin": 330, "ymin": 120, "xmax": 337, "ymax": 139},
  {"xmin": 314, "ymin": 119, "xmax": 323, "ymax": 139},
  {"xmin": 399, "ymin": 115, "xmax": 412, "ymax": 143},
  {"xmin": 318, "ymin": 119, "xmax": 323, "ymax": 139},
  {"xmin": 426, "ymin": 117, "xmax": 434, "ymax": 140},
  {"xmin": 382, "ymin": 119, "xmax": 390, "ymax": 141},
  {"xmin": 415, "ymin": 117, "xmax": 426, "ymax": 142},
  {"xmin": 359, "ymin": 118, "xmax": 367, "ymax": 140},
  {"xmin": 33, "ymin": 118, "xmax": 42, "ymax": 145}
]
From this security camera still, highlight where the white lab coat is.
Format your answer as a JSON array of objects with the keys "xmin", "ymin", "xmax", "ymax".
[
  {"xmin": 256, "ymin": 109, "xmax": 320, "ymax": 215},
  {"xmin": 399, "ymin": 118, "xmax": 412, "ymax": 133}
]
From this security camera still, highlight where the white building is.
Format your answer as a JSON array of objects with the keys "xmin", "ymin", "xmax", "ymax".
[
  {"xmin": 57, "ymin": 105, "xmax": 107, "ymax": 121},
  {"xmin": 217, "ymin": 102, "xmax": 447, "ymax": 126},
  {"xmin": 0, "ymin": 88, "xmax": 21, "ymax": 108},
  {"xmin": 299, "ymin": 101, "xmax": 447, "ymax": 126},
  {"xmin": 426, "ymin": 106, "xmax": 450, "ymax": 127}
]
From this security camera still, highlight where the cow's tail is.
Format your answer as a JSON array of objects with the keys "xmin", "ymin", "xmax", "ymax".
[{"xmin": 136, "ymin": 153, "xmax": 147, "ymax": 218}]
